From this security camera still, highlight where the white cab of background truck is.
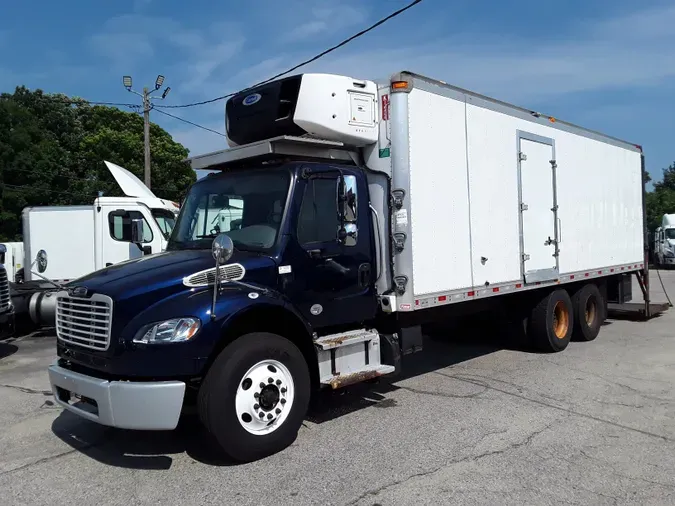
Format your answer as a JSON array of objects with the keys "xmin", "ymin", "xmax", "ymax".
[
  {"xmin": 22, "ymin": 161, "xmax": 179, "ymax": 283},
  {"xmin": 654, "ymin": 213, "xmax": 675, "ymax": 267}
]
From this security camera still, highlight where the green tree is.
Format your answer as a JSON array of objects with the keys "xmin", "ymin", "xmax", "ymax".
[{"xmin": 0, "ymin": 86, "xmax": 195, "ymax": 241}]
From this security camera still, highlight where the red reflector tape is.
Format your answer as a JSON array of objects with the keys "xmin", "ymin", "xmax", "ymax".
[
  {"xmin": 438, "ymin": 295, "xmax": 447, "ymax": 302},
  {"xmin": 585, "ymin": 273, "xmax": 589, "ymax": 277},
  {"xmin": 415, "ymin": 300, "xmax": 419, "ymax": 305},
  {"xmin": 467, "ymin": 291, "xmax": 475, "ymax": 297},
  {"xmin": 570, "ymin": 275, "xmax": 575, "ymax": 279},
  {"xmin": 515, "ymin": 283, "xmax": 522, "ymax": 288},
  {"xmin": 492, "ymin": 287, "xmax": 499, "ymax": 293},
  {"xmin": 598, "ymin": 271, "xmax": 602, "ymax": 275}
]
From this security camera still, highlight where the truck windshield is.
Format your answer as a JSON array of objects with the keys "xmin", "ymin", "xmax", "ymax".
[
  {"xmin": 152, "ymin": 209, "xmax": 177, "ymax": 239},
  {"xmin": 666, "ymin": 229, "xmax": 675, "ymax": 240},
  {"xmin": 167, "ymin": 169, "xmax": 290, "ymax": 253}
]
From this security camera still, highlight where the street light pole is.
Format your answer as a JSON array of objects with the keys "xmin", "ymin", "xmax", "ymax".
[
  {"xmin": 122, "ymin": 75, "xmax": 171, "ymax": 190},
  {"xmin": 142, "ymin": 87, "xmax": 151, "ymax": 188}
]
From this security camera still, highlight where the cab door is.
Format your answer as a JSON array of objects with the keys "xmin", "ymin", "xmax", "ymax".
[
  {"xmin": 98, "ymin": 204, "xmax": 162, "ymax": 269},
  {"xmin": 282, "ymin": 166, "xmax": 378, "ymax": 330}
]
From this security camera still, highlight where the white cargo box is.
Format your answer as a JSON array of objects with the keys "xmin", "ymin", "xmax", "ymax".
[{"xmin": 387, "ymin": 73, "xmax": 643, "ymax": 310}]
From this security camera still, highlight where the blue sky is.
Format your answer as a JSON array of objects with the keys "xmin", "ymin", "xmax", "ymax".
[{"xmin": 1, "ymin": 0, "xmax": 674, "ymax": 184}]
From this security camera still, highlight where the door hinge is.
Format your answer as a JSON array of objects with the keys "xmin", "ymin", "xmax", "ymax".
[
  {"xmin": 519, "ymin": 152, "xmax": 527, "ymax": 162},
  {"xmin": 392, "ymin": 232, "xmax": 407, "ymax": 253},
  {"xmin": 520, "ymin": 203, "xmax": 529, "ymax": 211},
  {"xmin": 551, "ymin": 204, "xmax": 559, "ymax": 212},
  {"xmin": 394, "ymin": 275, "xmax": 408, "ymax": 295},
  {"xmin": 544, "ymin": 236, "xmax": 558, "ymax": 246},
  {"xmin": 522, "ymin": 253, "xmax": 530, "ymax": 261},
  {"xmin": 550, "ymin": 160, "xmax": 558, "ymax": 169}
]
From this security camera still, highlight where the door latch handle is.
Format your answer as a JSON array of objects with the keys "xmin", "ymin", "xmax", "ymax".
[
  {"xmin": 544, "ymin": 236, "xmax": 557, "ymax": 246},
  {"xmin": 358, "ymin": 263, "xmax": 371, "ymax": 288}
]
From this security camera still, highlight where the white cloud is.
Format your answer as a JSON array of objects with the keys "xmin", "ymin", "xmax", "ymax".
[{"xmin": 282, "ymin": 3, "xmax": 368, "ymax": 42}]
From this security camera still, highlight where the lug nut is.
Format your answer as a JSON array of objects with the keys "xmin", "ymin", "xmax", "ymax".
[
  {"xmin": 254, "ymin": 392, "xmax": 259, "ymax": 399},
  {"xmin": 254, "ymin": 404, "xmax": 259, "ymax": 410},
  {"xmin": 267, "ymin": 413, "xmax": 273, "ymax": 420},
  {"xmin": 268, "ymin": 377, "xmax": 274, "ymax": 383},
  {"xmin": 259, "ymin": 412, "xmax": 264, "ymax": 418},
  {"xmin": 280, "ymin": 398, "xmax": 286, "ymax": 405},
  {"xmin": 275, "ymin": 408, "xmax": 281, "ymax": 414},
  {"xmin": 276, "ymin": 379, "xmax": 282, "ymax": 386},
  {"xmin": 260, "ymin": 382, "xmax": 265, "ymax": 389},
  {"xmin": 281, "ymin": 387, "xmax": 287, "ymax": 394}
]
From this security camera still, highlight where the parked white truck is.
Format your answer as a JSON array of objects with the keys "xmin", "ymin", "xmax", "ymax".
[
  {"xmin": 10, "ymin": 160, "xmax": 180, "ymax": 329},
  {"xmin": 47, "ymin": 71, "xmax": 666, "ymax": 462},
  {"xmin": 653, "ymin": 213, "xmax": 675, "ymax": 268}
]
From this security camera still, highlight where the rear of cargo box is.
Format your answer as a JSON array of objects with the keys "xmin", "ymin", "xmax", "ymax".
[
  {"xmin": 23, "ymin": 206, "xmax": 96, "ymax": 282},
  {"xmin": 388, "ymin": 73, "xmax": 643, "ymax": 310}
]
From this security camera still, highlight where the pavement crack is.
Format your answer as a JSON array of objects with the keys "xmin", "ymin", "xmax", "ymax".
[
  {"xmin": 0, "ymin": 383, "xmax": 52, "ymax": 396},
  {"xmin": 438, "ymin": 372, "xmax": 675, "ymax": 443},
  {"xmin": 397, "ymin": 384, "xmax": 487, "ymax": 400},
  {"xmin": 344, "ymin": 423, "xmax": 553, "ymax": 505}
]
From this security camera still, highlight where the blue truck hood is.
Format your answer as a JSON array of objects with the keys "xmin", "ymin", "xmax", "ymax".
[{"xmin": 68, "ymin": 249, "xmax": 277, "ymax": 301}]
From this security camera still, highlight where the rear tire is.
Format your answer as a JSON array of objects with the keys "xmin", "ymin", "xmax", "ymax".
[
  {"xmin": 570, "ymin": 283, "xmax": 605, "ymax": 341},
  {"xmin": 198, "ymin": 332, "xmax": 311, "ymax": 462},
  {"xmin": 528, "ymin": 289, "xmax": 573, "ymax": 353}
]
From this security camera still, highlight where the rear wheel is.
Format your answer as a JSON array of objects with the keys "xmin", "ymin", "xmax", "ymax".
[
  {"xmin": 528, "ymin": 289, "xmax": 573, "ymax": 353},
  {"xmin": 198, "ymin": 332, "xmax": 311, "ymax": 462},
  {"xmin": 570, "ymin": 283, "xmax": 605, "ymax": 341}
]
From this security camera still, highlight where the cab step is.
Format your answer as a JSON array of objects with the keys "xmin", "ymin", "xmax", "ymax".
[{"xmin": 314, "ymin": 329, "xmax": 396, "ymax": 389}]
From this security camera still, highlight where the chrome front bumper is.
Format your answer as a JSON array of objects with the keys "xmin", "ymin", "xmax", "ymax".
[{"xmin": 48, "ymin": 361, "xmax": 186, "ymax": 430}]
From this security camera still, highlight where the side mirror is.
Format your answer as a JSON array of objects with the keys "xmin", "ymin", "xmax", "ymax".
[
  {"xmin": 36, "ymin": 249, "xmax": 48, "ymax": 274},
  {"xmin": 337, "ymin": 174, "xmax": 358, "ymax": 246},
  {"xmin": 130, "ymin": 218, "xmax": 144, "ymax": 244},
  {"xmin": 212, "ymin": 233, "xmax": 234, "ymax": 264}
]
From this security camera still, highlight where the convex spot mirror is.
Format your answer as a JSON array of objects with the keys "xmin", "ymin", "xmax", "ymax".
[{"xmin": 212, "ymin": 233, "xmax": 234, "ymax": 264}]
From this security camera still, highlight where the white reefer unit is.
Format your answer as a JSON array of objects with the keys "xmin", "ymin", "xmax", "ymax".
[{"xmin": 381, "ymin": 73, "xmax": 643, "ymax": 311}]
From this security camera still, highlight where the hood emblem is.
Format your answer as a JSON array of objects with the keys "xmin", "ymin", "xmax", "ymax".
[{"xmin": 68, "ymin": 286, "xmax": 88, "ymax": 298}]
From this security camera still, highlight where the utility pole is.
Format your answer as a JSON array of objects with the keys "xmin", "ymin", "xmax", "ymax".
[{"xmin": 123, "ymin": 75, "xmax": 171, "ymax": 190}]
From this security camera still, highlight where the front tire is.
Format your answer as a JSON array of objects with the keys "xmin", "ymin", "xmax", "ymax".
[
  {"xmin": 198, "ymin": 332, "xmax": 311, "ymax": 462},
  {"xmin": 528, "ymin": 289, "xmax": 573, "ymax": 353}
]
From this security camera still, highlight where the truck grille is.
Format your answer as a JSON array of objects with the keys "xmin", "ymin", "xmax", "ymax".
[
  {"xmin": 0, "ymin": 267, "xmax": 10, "ymax": 313},
  {"xmin": 55, "ymin": 293, "xmax": 113, "ymax": 351}
]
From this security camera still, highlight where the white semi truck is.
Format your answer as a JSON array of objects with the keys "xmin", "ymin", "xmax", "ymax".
[
  {"xmin": 653, "ymin": 213, "xmax": 675, "ymax": 268},
  {"xmin": 9, "ymin": 160, "xmax": 180, "ymax": 330},
  {"xmin": 47, "ymin": 71, "xmax": 666, "ymax": 462}
]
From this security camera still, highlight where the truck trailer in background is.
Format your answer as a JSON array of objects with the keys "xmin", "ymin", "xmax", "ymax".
[
  {"xmin": 9, "ymin": 161, "xmax": 180, "ymax": 330},
  {"xmin": 47, "ymin": 71, "xmax": 667, "ymax": 462}
]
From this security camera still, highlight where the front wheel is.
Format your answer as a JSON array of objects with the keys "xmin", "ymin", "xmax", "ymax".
[{"xmin": 198, "ymin": 332, "xmax": 311, "ymax": 462}]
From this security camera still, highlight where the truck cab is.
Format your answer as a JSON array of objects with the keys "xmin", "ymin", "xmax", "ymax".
[{"xmin": 654, "ymin": 214, "xmax": 675, "ymax": 268}]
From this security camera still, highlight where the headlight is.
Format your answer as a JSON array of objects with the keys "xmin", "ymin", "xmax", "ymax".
[{"xmin": 134, "ymin": 317, "xmax": 201, "ymax": 344}]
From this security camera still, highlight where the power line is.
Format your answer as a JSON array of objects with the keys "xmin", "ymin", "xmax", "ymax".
[
  {"xmin": 3, "ymin": 166, "xmax": 183, "ymax": 194},
  {"xmin": 153, "ymin": 108, "xmax": 226, "ymax": 137},
  {"xmin": 156, "ymin": 0, "xmax": 424, "ymax": 109},
  {"xmin": 3, "ymin": 183, "xmax": 98, "ymax": 199}
]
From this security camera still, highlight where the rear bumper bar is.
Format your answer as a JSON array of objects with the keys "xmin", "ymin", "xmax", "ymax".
[{"xmin": 48, "ymin": 361, "xmax": 186, "ymax": 430}]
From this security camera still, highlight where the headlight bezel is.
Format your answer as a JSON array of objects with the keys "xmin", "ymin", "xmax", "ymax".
[{"xmin": 133, "ymin": 317, "xmax": 202, "ymax": 345}]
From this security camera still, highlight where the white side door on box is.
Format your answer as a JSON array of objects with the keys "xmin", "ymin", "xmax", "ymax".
[
  {"xmin": 97, "ymin": 204, "xmax": 163, "ymax": 269},
  {"xmin": 518, "ymin": 132, "xmax": 559, "ymax": 283}
]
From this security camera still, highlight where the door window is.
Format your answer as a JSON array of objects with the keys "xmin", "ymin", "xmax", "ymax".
[
  {"xmin": 297, "ymin": 178, "xmax": 338, "ymax": 245},
  {"xmin": 108, "ymin": 210, "xmax": 153, "ymax": 243}
]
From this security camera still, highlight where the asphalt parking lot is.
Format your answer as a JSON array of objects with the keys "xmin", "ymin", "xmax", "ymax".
[{"xmin": 1, "ymin": 272, "xmax": 674, "ymax": 505}]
